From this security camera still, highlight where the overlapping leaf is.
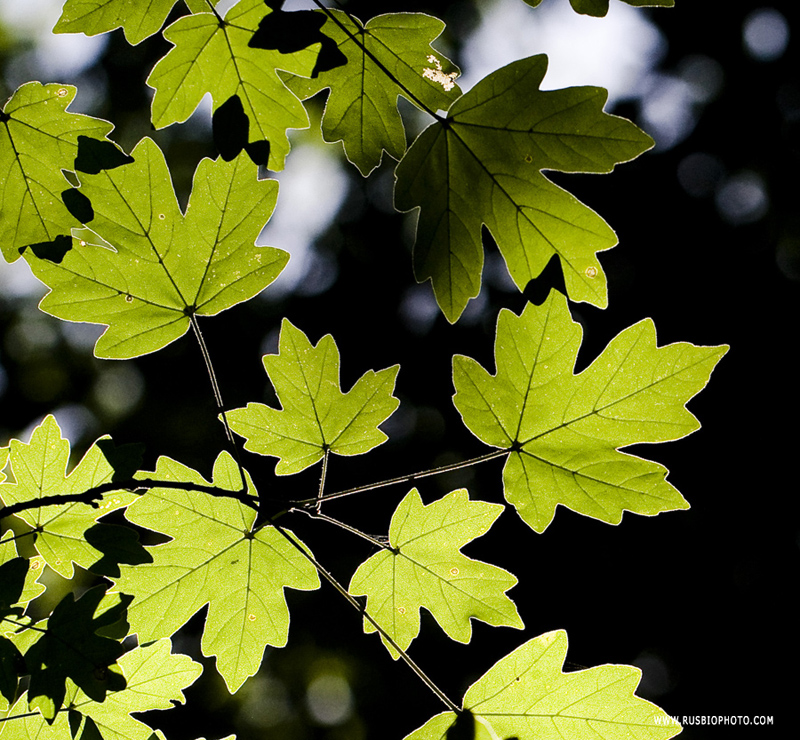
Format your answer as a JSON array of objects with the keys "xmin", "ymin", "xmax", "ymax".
[
  {"xmin": 0, "ymin": 639, "xmax": 201, "ymax": 740},
  {"xmin": 228, "ymin": 319, "xmax": 400, "ymax": 474},
  {"xmin": 148, "ymin": 0, "xmax": 319, "ymax": 171},
  {"xmin": 405, "ymin": 630, "xmax": 681, "ymax": 740},
  {"xmin": 0, "ymin": 82, "xmax": 113, "ymax": 262},
  {"xmin": 453, "ymin": 291, "xmax": 727, "ymax": 532},
  {"xmin": 0, "ymin": 416, "xmax": 134, "ymax": 578},
  {"xmin": 53, "ymin": 0, "xmax": 190, "ymax": 44},
  {"xmin": 285, "ymin": 11, "xmax": 460, "ymax": 176},
  {"xmin": 350, "ymin": 488, "xmax": 522, "ymax": 657},
  {"xmin": 114, "ymin": 452, "xmax": 320, "ymax": 692},
  {"xmin": 25, "ymin": 138, "xmax": 287, "ymax": 359},
  {"xmin": 523, "ymin": 0, "xmax": 674, "ymax": 15},
  {"xmin": 395, "ymin": 54, "xmax": 653, "ymax": 322},
  {"xmin": 24, "ymin": 585, "xmax": 128, "ymax": 719}
]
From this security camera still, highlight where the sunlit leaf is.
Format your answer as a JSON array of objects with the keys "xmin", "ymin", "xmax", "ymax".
[
  {"xmin": 148, "ymin": 0, "xmax": 319, "ymax": 170},
  {"xmin": 350, "ymin": 488, "xmax": 522, "ymax": 657},
  {"xmin": 0, "ymin": 83, "xmax": 113, "ymax": 262},
  {"xmin": 286, "ymin": 10, "xmax": 460, "ymax": 175},
  {"xmin": 0, "ymin": 416, "xmax": 135, "ymax": 577},
  {"xmin": 115, "ymin": 452, "xmax": 320, "ymax": 692},
  {"xmin": 522, "ymin": 0, "xmax": 674, "ymax": 15},
  {"xmin": 405, "ymin": 630, "xmax": 681, "ymax": 739},
  {"xmin": 395, "ymin": 54, "xmax": 652, "ymax": 321},
  {"xmin": 453, "ymin": 290, "xmax": 727, "ymax": 532},
  {"xmin": 25, "ymin": 139, "xmax": 287, "ymax": 359},
  {"xmin": 54, "ymin": 0, "xmax": 183, "ymax": 44},
  {"xmin": 228, "ymin": 319, "xmax": 400, "ymax": 474}
]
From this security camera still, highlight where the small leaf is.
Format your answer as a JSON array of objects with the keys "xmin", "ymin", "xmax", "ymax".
[
  {"xmin": 395, "ymin": 54, "xmax": 653, "ymax": 321},
  {"xmin": 148, "ymin": 0, "xmax": 319, "ymax": 171},
  {"xmin": 285, "ymin": 11, "xmax": 460, "ymax": 176},
  {"xmin": 228, "ymin": 319, "xmax": 400, "ymax": 474},
  {"xmin": 26, "ymin": 139, "xmax": 287, "ymax": 359},
  {"xmin": 115, "ymin": 453, "xmax": 320, "ymax": 692},
  {"xmin": 406, "ymin": 630, "xmax": 681, "ymax": 739},
  {"xmin": 453, "ymin": 291, "xmax": 728, "ymax": 532},
  {"xmin": 0, "ymin": 416, "xmax": 135, "ymax": 577},
  {"xmin": 350, "ymin": 489, "xmax": 522, "ymax": 657},
  {"xmin": 0, "ymin": 83, "xmax": 113, "ymax": 263}
]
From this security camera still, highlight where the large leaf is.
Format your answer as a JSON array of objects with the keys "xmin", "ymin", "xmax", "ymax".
[
  {"xmin": 286, "ymin": 10, "xmax": 460, "ymax": 176},
  {"xmin": 54, "ymin": 0, "xmax": 185, "ymax": 44},
  {"xmin": 350, "ymin": 488, "xmax": 522, "ymax": 657},
  {"xmin": 148, "ymin": 0, "xmax": 319, "ymax": 171},
  {"xmin": 114, "ymin": 452, "xmax": 320, "ymax": 692},
  {"xmin": 0, "ymin": 416, "xmax": 134, "ymax": 577},
  {"xmin": 523, "ymin": 0, "xmax": 674, "ymax": 15},
  {"xmin": 453, "ymin": 291, "xmax": 727, "ymax": 532},
  {"xmin": 394, "ymin": 54, "xmax": 653, "ymax": 322},
  {"xmin": 228, "ymin": 319, "xmax": 400, "ymax": 475},
  {"xmin": 405, "ymin": 630, "xmax": 681, "ymax": 740},
  {"xmin": 0, "ymin": 82, "xmax": 113, "ymax": 262},
  {"xmin": 26, "ymin": 138, "xmax": 287, "ymax": 359}
]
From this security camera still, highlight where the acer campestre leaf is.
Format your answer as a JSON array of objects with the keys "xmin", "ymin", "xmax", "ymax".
[
  {"xmin": 148, "ymin": 0, "xmax": 319, "ymax": 171},
  {"xmin": 453, "ymin": 291, "xmax": 728, "ymax": 532},
  {"xmin": 522, "ymin": 0, "xmax": 674, "ymax": 15},
  {"xmin": 405, "ymin": 630, "xmax": 681, "ymax": 740},
  {"xmin": 54, "ymin": 0, "xmax": 183, "ymax": 45},
  {"xmin": 115, "ymin": 452, "xmax": 320, "ymax": 693},
  {"xmin": 71, "ymin": 639, "xmax": 203, "ymax": 740},
  {"xmin": 24, "ymin": 585, "xmax": 127, "ymax": 720},
  {"xmin": 2, "ymin": 640, "xmax": 201, "ymax": 740},
  {"xmin": 0, "ymin": 82, "xmax": 113, "ymax": 263},
  {"xmin": 394, "ymin": 54, "xmax": 653, "ymax": 322},
  {"xmin": 228, "ymin": 319, "xmax": 400, "ymax": 475},
  {"xmin": 25, "ymin": 138, "xmax": 287, "ymax": 359},
  {"xmin": 0, "ymin": 415, "xmax": 135, "ymax": 577},
  {"xmin": 349, "ymin": 489, "xmax": 522, "ymax": 657},
  {"xmin": 285, "ymin": 10, "xmax": 460, "ymax": 176}
]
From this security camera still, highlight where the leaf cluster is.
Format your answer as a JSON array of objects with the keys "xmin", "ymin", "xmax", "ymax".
[{"xmin": 0, "ymin": 1, "xmax": 721, "ymax": 738}]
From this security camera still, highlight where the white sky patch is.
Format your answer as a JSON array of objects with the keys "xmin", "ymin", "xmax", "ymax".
[
  {"xmin": 258, "ymin": 143, "xmax": 349, "ymax": 297},
  {"xmin": 461, "ymin": 0, "xmax": 665, "ymax": 104},
  {"xmin": 0, "ymin": 0, "xmax": 107, "ymax": 78}
]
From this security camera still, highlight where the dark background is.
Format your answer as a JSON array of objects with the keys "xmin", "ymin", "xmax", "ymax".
[{"xmin": 0, "ymin": 1, "xmax": 796, "ymax": 738}]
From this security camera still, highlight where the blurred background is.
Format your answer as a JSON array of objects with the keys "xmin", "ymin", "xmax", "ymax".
[{"xmin": 0, "ymin": 0, "xmax": 796, "ymax": 737}]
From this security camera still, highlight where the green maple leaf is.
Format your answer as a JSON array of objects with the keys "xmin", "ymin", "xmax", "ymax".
[
  {"xmin": 24, "ymin": 585, "xmax": 127, "ymax": 720},
  {"xmin": 350, "ymin": 488, "xmax": 522, "ymax": 657},
  {"xmin": 148, "ymin": 0, "xmax": 319, "ymax": 171},
  {"xmin": 228, "ymin": 319, "xmax": 400, "ymax": 475},
  {"xmin": 405, "ymin": 630, "xmax": 681, "ymax": 740},
  {"xmin": 453, "ymin": 291, "xmax": 727, "ymax": 533},
  {"xmin": 1, "ymin": 639, "xmax": 201, "ymax": 740},
  {"xmin": 523, "ymin": 0, "xmax": 674, "ymax": 15},
  {"xmin": 0, "ymin": 416, "xmax": 135, "ymax": 578},
  {"xmin": 25, "ymin": 138, "xmax": 287, "ymax": 359},
  {"xmin": 394, "ymin": 54, "xmax": 653, "ymax": 322},
  {"xmin": 0, "ymin": 82, "xmax": 113, "ymax": 263},
  {"xmin": 54, "ymin": 0, "xmax": 185, "ymax": 45},
  {"xmin": 285, "ymin": 10, "xmax": 460, "ymax": 176},
  {"xmin": 72, "ymin": 639, "xmax": 202, "ymax": 740},
  {"xmin": 114, "ymin": 452, "xmax": 320, "ymax": 692}
]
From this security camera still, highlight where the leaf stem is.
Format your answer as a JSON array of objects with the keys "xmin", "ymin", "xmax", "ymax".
[
  {"xmin": 190, "ymin": 315, "xmax": 247, "ymax": 493},
  {"xmin": 291, "ymin": 508, "xmax": 390, "ymax": 550},
  {"xmin": 268, "ymin": 518, "xmax": 459, "ymax": 713},
  {"xmin": 316, "ymin": 447, "xmax": 330, "ymax": 513},
  {"xmin": 293, "ymin": 449, "xmax": 510, "ymax": 506}
]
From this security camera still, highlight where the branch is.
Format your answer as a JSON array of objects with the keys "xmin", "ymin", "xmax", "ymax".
[
  {"xmin": 0, "ymin": 478, "xmax": 257, "ymax": 520},
  {"xmin": 292, "ymin": 449, "xmax": 510, "ymax": 506}
]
